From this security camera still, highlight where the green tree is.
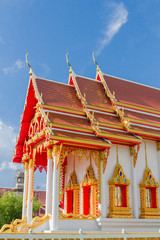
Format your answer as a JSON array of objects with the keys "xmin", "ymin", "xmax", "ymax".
[{"xmin": 0, "ymin": 192, "xmax": 41, "ymax": 228}]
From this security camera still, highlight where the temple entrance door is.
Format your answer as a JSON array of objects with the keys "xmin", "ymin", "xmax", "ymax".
[
  {"xmin": 83, "ymin": 185, "xmax": 91, "ymax": 215},
  {"xmin": 66, "ymin": 190, "xmax": 73, "ymax": 214}
]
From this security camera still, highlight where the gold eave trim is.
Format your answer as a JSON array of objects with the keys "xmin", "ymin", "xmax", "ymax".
[
  {"xmin": 86, "ymin": 104, "xmax": 115, "ymax": 114},
  {"xmin": 94, "ymin": 121, "xmax": 124, "ymax": 130},
  {"xmin": 98, "ymin": 132, "xmax": 142, "ymax": 144},
  {"xmin": 50, "ymin": 135, "xmax": 111, "ymax": 148},
  {"xmin": 129, "ymin": 129, "xmax": 160, "ymax": 138},
  {"xmin": 129, "ymin": 118, "xmax": 160, "ymax": 128},
  {"xmin": 116, "ymin": 101, "xmax": 160, "ymax": 116},
  {"xmin": 48, "ymin": 123, "xmax": 93, "ymax": 134},
  {"xmin": 41, "ymin": 104, "xmax": 85, "ymax": 116}
]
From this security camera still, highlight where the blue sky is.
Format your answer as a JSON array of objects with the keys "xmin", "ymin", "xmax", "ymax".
[{"xmin": 0, "ymin": 0, "xmax": 160, "ymax": 188}]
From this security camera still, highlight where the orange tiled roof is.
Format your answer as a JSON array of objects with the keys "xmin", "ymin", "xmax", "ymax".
[
  {"xmin": 125, "ymin": 110, "xmax": 160, "ymax": 125},
  {"xmin": 94, "ymin": 112, "xmax": 122, "ymax": 127},
  {"xmin": 103, "ymin": 74, "xmax": 160, "ymax": 111},
  {"xmin": 48, "ymin": 112, "xmax": 92, "ymax": 130},
  {"xmin": 35, "ymin": 78, "xmax": 82, "ymax": 111},
  {"xmin": 75, "ymin": 76, "xmax": 113, "ymax": 109}
]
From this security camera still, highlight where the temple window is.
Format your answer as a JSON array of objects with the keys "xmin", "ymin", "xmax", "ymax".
[
  {"xmin": 139, "ymin": 142, "xmax": 160, "ymax": 218},
  {"xmin": 139, "ymin": 167, "xmax": 160, "ymax": 218},
  {"xmin": 81, "ymin": 164, "xmax": 98, "ymax": 216},
  {"xmin": 108, "ymin": 147, "xmax": 133, "ymax": 218},
  {"xmin": 115, "ymin": 185, "xmax": 126, "ymax": 207},
  {"xmin": 65, "ymin": 170, "xmax": 79, "ymax": 216}
]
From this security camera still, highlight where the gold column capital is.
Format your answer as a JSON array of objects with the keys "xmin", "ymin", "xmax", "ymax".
[
  {"xmin": 29, "ymin": 159, "xmax": 33, "ymax": 169},
  {"xmin": 24, "ymin": 162, "xmax": 29, "ymax": 171},
  {"xmin": 47, "ymin": 147, "xmax": 53, "ymax": 159}
]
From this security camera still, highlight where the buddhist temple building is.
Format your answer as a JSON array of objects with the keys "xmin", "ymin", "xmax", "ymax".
[{"xmin": 1, "ymin": 53, "xmax": 160, "ymax": 240}]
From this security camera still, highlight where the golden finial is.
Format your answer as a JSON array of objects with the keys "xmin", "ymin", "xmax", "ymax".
[
  {"xmin": 113, "ymin": 91, "xmax": 115, "ymax": 101},
  {"xmin": 90, "ymin": 154, "xmax": 92, "ymax": 165},
  {"xmin": 46, "ymin": 111, "xmax": 49, "ymax": 122},
  {"xmin": 40, "ymin": 92, "xmax": 43, "ymax": 104},
  {"xmin": 145, "ymin": 142, "xmax": 148, "ymax": 167},
  {"xmin": 92, "ymin": 111, "xmax": 94, "ymax": 120},
  {"xmin": 97, "ymin": 121, "xmax": 99, "ymax": 131},
  {"xmin": 116, "ymin": 146, "xmax": 119, "ymax": 164},
  {"xmin": 66, "ymin": 51, "xmax": 72, "ymax": 73},
  {"xmin": 83, "ymin": 93, "xmax": 86, "ymax": 103},
  {"xmin": 122, "ymin": 107, "xmax": 124, "ymax": 116},
  {"xmin": 26, "ymin": 51, "xmax": 33, "ymax": 75},
  {"xmin": 92, "ymin": 50, "xmax": 99, "ymax": 71}
]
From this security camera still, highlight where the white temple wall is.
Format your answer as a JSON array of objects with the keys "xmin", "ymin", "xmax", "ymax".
[
  {"xmin": 62, "ymin": 140, "xmax": 159, "ymax": 219},
  {"xmin": 103, "ymin": 144, "xmax": 132, "ymax": 217},
  {"xmin": 135, "ymin": 140, "xmax": 159, "ymax": 216},
  {"xmin": 65, "ymin": 152, "xmax": 98, "ymax": 186}
]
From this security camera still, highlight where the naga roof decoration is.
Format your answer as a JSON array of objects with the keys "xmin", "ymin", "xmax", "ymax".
[{"xmin": 13, "ymin": 63, "xmax": 160, "ymax": 168}]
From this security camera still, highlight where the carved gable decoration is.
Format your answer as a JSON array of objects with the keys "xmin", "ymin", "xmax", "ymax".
[
  {"xmin": 67, "ymin": 170, "xmax": 79, "ymax": 188},
  {"xmin": 82, "ymin": 164, "xmax": 97, "ymax": 185},
  {"xmin": 109, "ymin": 163, "xmax": 130, "ymax": 185},
  {"xmin": 140, "ymin": 167, "xmax": 159, "ymax": 188},
  {"xmin": 28, "ymin": 106, "xmax": 47, "ymax": 140}
]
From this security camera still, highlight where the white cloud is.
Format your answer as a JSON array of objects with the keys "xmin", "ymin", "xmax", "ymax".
[
  {"xmin": 96, "ymin": 2, "xmax": 128, "ymax": 55},
  {"xmin": 3, "ymin": 59, "xmax": 25, "ymax": 74},
  {"xmin": 41, "ymin": 63, "xmax": 50, "ymax": 76},
  {"xmin": 0, "ymin": 162, "xmax": 6, "ymax": 171},
  {"xmin": 15, "ymin": 59, "xmax": 25, "ymax": 69},
  {"xmin": 0, "ymin": 119, "xmax": 16, "ymax": 161},
  {"xmin": 0, "ymin": 36, "xmax": 5, "ymax": 44}
]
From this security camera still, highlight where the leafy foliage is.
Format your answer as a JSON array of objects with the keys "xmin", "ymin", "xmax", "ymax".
[{"xmin": 0, "ymin": 192, "xmax": 41, "ymax": 228}]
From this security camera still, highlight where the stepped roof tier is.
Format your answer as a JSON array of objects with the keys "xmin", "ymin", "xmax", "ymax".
[{"xmin": 13, "ymin": 66, "xmax": 160, "ymax": 165}]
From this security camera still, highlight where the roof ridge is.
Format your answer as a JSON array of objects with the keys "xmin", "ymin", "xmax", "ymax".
[
  {"xmin": 35, "ymin": 77, "xmax": 74, "ymax": 87},
  {"xmin": 103, "ymin": 73, "xmax": 160, "ymax": 91},
  {"xmin": 76, "ymin": 74, "xmax": 100, "ymax": 82}
]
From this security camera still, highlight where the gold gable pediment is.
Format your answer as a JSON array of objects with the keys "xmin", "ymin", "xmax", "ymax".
[
  {"xmin": 140, "ymin": 167, "xmax": 159, "ymax": 187},
  {"xmin": 109, "ymin": 163, "xmax": 130, "ymax": 185}
]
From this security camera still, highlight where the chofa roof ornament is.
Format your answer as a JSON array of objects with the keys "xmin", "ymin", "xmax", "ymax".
[
  {"xmin": 92, "ymin": 50, "xmax": 99, "ymax": 71},
  {"xmin": 66, "ymin": 50, "xmax": 72, "ymax": 73},
  {"xmin": 26, "ymin": 51, "xmax": 33, "ymax": 76}
]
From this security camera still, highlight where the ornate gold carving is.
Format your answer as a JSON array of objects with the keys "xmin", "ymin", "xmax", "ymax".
[
  {"xmin": 139, "ymin": 166, "xmax": 160, "ymax": 219},
  {"xmin": 130, "ymin": 144, "xmax": 140, "ymax": 167},
  {"xmin": 108, "ymin": 162, "xmax": 133, "ymax": 218}
]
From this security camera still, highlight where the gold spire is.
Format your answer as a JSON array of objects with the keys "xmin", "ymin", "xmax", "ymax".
[
  {"xmin": 66, "ymin": 51, "xmax": 72, "ymax": 73},
  {"xmin": 73, "ymin": 156, "xmax": 75, "ymax": 171},
  {"xmin": 92, "ymin": 50, "xmax": 99, "ymax": 71},
  {"xmin": 116, "ymin": 146, "xmax": 119, "ymax": 164},
  {"xmin": 26, "ymin": 51, "xmax": 33, "ymax": 75},
  {"xmin": 90, "ymin": 155, "xmax": 92, "ymax": 165},
  {"xmin": 145, "ymin": 142, "xmax": 148, "ymax": 167}
]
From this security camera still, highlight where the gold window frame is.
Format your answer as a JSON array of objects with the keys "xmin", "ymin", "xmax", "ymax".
[
  {"xmin": 65, "ymin": 170, "xmax": 80, "ymax": 215},
  {"xmin": 81, "ymin": 164, "xmax": 98, "ymax": 217},
  {"xmin": 108, "ymin": 163, "xmax": 133, "ymax": 218},
  {"xmin": 139, "ymin": 167, "xmax": 160, "ymax": 219}
]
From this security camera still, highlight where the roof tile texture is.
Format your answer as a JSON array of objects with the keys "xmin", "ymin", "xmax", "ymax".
[
  {"xmin": 36, "ymin": 78, "xmax": 82, "ymax": 111},
  {"xmin": 49, "ymin": 112, "xmax": 92, "ymax": 130},
  {"xmin": 103, "ymin": 74, "xmax": 160, "ymax": 111},
  {"xmin": 75, "ymin": 76, "xmax": 113, "ymax": 109}
]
